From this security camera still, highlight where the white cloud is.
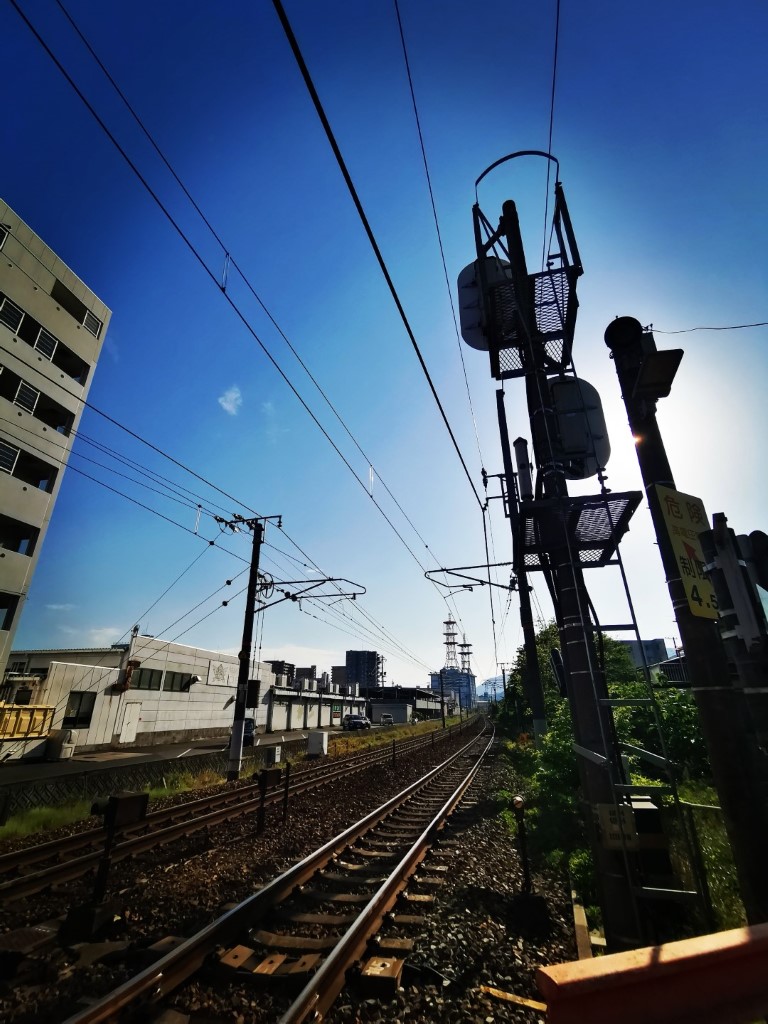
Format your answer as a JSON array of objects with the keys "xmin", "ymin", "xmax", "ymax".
[
  {"xmin": 46, "ymin": 603, "xmax": 76, "ymax": 611},
  {"xmin": 218, "ymin": 385, "xmax": 242, "ymax": 416},
  {"xmin": 88, "ymin": 627, "xmax": 123, "ymax": 646}
]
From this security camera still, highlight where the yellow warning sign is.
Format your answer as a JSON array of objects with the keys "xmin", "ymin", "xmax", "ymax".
[{"xmin": 655, "ymin": 485, "xmax": 718, "ymax": 619}]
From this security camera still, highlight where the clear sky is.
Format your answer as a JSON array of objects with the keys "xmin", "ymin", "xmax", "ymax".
[{"xmin": 3, "ymin": 1, "xmax": 767, "ymax": 687}]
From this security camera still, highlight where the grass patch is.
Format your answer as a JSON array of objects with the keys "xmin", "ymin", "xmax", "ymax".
[
  {"xmin": 677, "ymin": 782, "xmax": 745, "ymax": 931},
  {"xmin": 328, "ymin": 719, "xmax": 462, "ymax": 758},
  {"xmin": 0, "ymin": 800, "xmax": 93, "ymax": 839},
  {"xmin": 1, "ymin": 768, "xmax": 227, "ymax": 841},
  {"xmin": 145, "ymin": 768, "xmax": 225, "ymax": 800}
]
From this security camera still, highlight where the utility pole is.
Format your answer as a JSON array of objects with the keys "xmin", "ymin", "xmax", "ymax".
[
  {"xmin": 225, "ymin": 514, "xmax": 282, "ymax": 781},
  {"xmin": 604, "ymin": 316, "xmax": 768, "ymax": 923}
]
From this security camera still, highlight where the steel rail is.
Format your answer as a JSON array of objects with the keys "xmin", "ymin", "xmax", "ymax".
[
  {"xmin": 0, "ymin": 734, "xmax": 416, "ymax": 873},
  {"xmin": 0, "ymin": 727, "xmax": 464, "ymax": 895},
  {"xmin": 279, "ymin": 727, "xmax": 495, "ymax": 1023},
  {"xmin": 61, "ymin": 728, "xmax": 488, "ymax": 1024}
]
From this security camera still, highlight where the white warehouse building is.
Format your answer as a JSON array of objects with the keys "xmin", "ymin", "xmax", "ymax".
[{"xmin": 2, "ymin": 635, "xmax": 365, "ymax": 760}]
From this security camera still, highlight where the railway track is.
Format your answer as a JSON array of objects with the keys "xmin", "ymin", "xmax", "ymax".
[
  {"xmin": 61, "ymin": 725, "xmax": 494, "ymax": 1024},
  {"xmin": 1, "ymin": 724, "xmax": 473, "ymax": 903}
]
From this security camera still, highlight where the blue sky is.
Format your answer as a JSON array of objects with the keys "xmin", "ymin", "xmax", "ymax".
[{"xmin": 3, "ymin": 1, "xmax": 767, "ymax": 685}]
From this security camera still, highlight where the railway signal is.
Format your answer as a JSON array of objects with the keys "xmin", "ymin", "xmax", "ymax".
[{"xmin": 458, "ymin": 153, "xmax": 708, "ymax": 950}]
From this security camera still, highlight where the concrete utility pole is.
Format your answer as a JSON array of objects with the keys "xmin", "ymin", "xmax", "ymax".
[
  {"xmin": 225, "ymin": 515, "xmax": 281, "ymax": 781},
  {"xmin": 605, "ymin": 316, "xmax": 768, "ymax": 923}
]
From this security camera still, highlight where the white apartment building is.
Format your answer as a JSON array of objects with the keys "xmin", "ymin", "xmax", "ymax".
[{"xmin": 0, "ymin": 200, "xmax": 110, "ymax": 674}]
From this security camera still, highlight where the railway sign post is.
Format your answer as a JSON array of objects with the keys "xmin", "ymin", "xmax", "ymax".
[
  {"xmin": 605, "ymin": 315, "xmax": 768, "ymax": 924},
  {"xmin": 655, "ymin": 486, "xmax": 718, "ymax": 618}
]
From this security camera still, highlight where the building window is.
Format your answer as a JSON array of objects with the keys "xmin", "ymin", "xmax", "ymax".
[
  {"xmin": 63, "ymin": 691, "xmax": 96, "ymax": 729},
  {"xmin": 50, "ymin": 279, "xmax": 102, "ymax": 339},
  {"xmin": 0, "ymin": 592, "xmax": 19, "ymax": 631},
  {"xmin": 0, "ymin": 226, "xmax": 7, "ymax": 250},
  {"xmin": 8, "ymin": 660, "xmax": 26, "ymax": 674},
  {"xmin": 0, "ymin": 513, "xmax": 39, "ymax": 556},
  {"xmin": 163, "ymin": 671, "xmax": 188, "ymax": 692},
  {"xmin": 0, "ymin": 296, "xmax": 24, "ymax": 334},
  {"xmin": 132, "ymin": 667, "xmax": 162, "ymax": 691},
  {"xmin": 0, "ymin": 440, "xmax": 20, "ymax": 475},
  {"xmin": 0, "ymin": 291, "xmax": 90, "ymax": 384}
]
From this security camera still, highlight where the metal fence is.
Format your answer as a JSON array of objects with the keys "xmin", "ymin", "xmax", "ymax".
[{"xmin": 0, "ymin": 737, "xmax": 309, "ymax": 818}]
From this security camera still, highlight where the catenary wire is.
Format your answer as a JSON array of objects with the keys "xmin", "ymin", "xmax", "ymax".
[
  {"xmin": 392, "ymin": 0, "xmax": 501, "ymax": 674},
  {"xmin": 652, "ymin": 321, "xmax": 768, "ymax": 333},
  {"xmin": 392, "ymin": 0, "xmax": 484, "ymax": 468},
  {"xmin": 12, "ymin": 0, "xmax": 479, "ymax": 652},
  {"xmin": 9, "ymin": 0, "xmax": 475, "ymax": 678},
  {"xmin": 540, "ymin": 0, "xmax": 561, "ymax": 273},
  {"xmin": 271, "ymin": 0, "xmax": 483, "ymax": 510},
  {"xmin": 53, "ymin": 0, "xmax": 440, "ymax": 572},
  {"xmin": 8, "ymin": 1, "xmax": 440, "ymax": 581}
]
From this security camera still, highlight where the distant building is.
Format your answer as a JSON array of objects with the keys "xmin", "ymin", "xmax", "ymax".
[
  {"xmin": 0, "ymin": 201, "xmax": 111, "ymax": 675},
  {"xmin": 430, "ymin": 667, "xmax": 476, "ymax": 711},
  {"xmin": 656, "ymin": 655, "xmax": 688, "ymax": 686},
  {"xmin": 429, "ymin": 617, "xmax": 477, "ymax": 709},
  {"xmin": 366, "ymin": 685, "xmax": 446, "ymax": 723},
  {"xmin": 346, "ymin": 650, "xmax": 379, "ymax": 688},
  {"xmin": 618, "ymin": 638, "xmax": 668, "ymax": 669}
]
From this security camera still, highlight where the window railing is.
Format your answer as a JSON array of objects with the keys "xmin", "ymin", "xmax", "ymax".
[
  {"xmin": 0, "ymin": 296, "xmax": 24, "ymax": 333},
  {"xmin": 35, "ymin": 327, "xmax": 58, "ymax": 360}
]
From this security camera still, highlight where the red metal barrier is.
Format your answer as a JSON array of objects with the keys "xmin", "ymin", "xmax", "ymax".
[{"xmin": 536, "ymin": 922, "xmax": 768, "ymax": 1024}]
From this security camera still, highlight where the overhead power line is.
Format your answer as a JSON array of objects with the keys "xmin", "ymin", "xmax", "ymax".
[
  {"xmin": 10, "ymin": 0, "xmax": 470, "ymax": 671},
  {"xmin": 8, "ymin": 0, "xmax": 435, "ymax": 576},
  {"xmin": 540, "ymin": 0, "xmax": 562, "ymax": 273},
  {"xmin": 652, "ymin": 321, "xmax": 768, "ymax": 334},
  {"xmin": 270, "ymin": 0, "xmax": 483, "ymax": 511},
  {"xmin": 52, "ymin": 0, "xmax": 438, "ymax": 568},
  {"xmin": 392, "ymin": 0, "xmax": 484, "ymax": 469}
]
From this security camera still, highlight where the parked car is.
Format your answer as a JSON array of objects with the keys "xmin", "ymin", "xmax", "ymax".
[
  {"xmin": 343, "ymin": 715, "xmax": 371, "ymax": 731},
  {"xmin": 241, "ymin": 718, "xmax": 256, "ymax": 745},
  {"xmin": 380, "ymin": 713, "xmax": 394, "ymax": 726}
]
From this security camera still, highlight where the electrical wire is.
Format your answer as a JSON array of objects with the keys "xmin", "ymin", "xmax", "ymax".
[
  {"xmin": 392, "ymin": 0, "xmax": 484, "ymax": 469},
  {"xmin": 540, "ymin": 0, "xmax": 561, "ymax": 273},
  {"xmin": 52, "ymin": 0, "xmax": 440, "ymax": 575},
  {"xmin": 9, "ymin": 0, "xmax": 477, "ymax": 680},
  {"xmin": 652, "ymin": 321, "xmax": 768, "ymax": 333},
  {"xmin": 271, "ymin": 0, "xmax": 483, "ymax": 510},
  {"xmin": 8, "ymin": 0, "xmax": 440, "ymax": 581}
]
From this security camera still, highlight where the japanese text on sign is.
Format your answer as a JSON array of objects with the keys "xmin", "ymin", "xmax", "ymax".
[{"xmin": 655, "ymin": 485, "xmax": 718, "ymax": 619}]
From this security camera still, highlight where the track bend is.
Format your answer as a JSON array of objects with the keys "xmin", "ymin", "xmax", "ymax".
[{"xmin": 62, "ymin": 725, "xmax": 493, "ymax": 1024}]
